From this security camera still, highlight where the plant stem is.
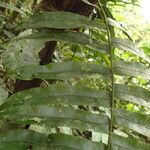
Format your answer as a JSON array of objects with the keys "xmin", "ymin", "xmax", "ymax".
[{"xmin": 97, "ymin": 1, "xmax": 115, "ymax": 149}]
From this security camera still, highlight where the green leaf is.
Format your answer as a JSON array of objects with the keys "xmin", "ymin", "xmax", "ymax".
[
  {"xmin": 115, "ymin": 84, "xmax": 150, "ymax": 108},
  {"xmin": 114, "ymin": 61, "xmax": 150, "ymax": 80},
  {"xmin": 21, "ymin": 11, "xmax": 106, "ymax": 31},
  {"xmin": 112, "ymin": 134, "xmax": 150, "ymax": 150},
  {"xmin": 112, "ymin": 38, "xmax": 150, "ymax": 63},
  {"xmin": 0, "ymin": 105, "xmax": 109, "ymax": 133},
  {"xmin": 2, "ymin": 30, "xmax": 45, "ymax": 71},
  {"xmin": 114, "ymin": 109, "xmax": 150, "ymax": 137},
  {"xmin": 0, "ymin": 2, "xmax": 26, "ymax": 16},
  {"xmin": 108, "ymin": 18, "xmax": 132, "ymax": 40},
  {"xmin": 48, "ymin": 133, "xmax": 106, "ymax": 150},
  {"xmin": 0, "ymin": 130, "xmax": 105, "ymax": 150},
  {"xmin": 19, "ymin": 30, "xmax": 109, "ymax": 54},
  {"xmin": 0, "ymin": 129, "xmax": 49, "ymax": 150},
  {"xmin": 9, "ymin": 62, "xmax": 111, "ymax": 80},
  {"xmin": 0, "ymin": 84, "xmax": 8, "ymax": 105},
  {"xmin": 0, "ymin": 84, "xmax": 111, "ymax": 109}
]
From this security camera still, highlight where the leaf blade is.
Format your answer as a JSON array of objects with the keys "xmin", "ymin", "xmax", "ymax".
[
  {"xmin": 112, "ymin": 134, "xmax": 150, "ymax": 150},
  {"xmin": 112, "ymin": 38, "xmax": 150, "ymax": 63},
  {"xmin": 9, "ymin": 62, "xmax": 111, "ymax": 80},
  {"xmin": 21, "ymin": 11, "xmax": 106, "ymax": 31},
  {"xmin": 0, "ymin": 130, "xmax": 105, "ymax": 150},
  {"xmin": 114, "ymin": 61, "xmax": 150, "ymax": 80},
  {"xmin": 0, "ymin": 105, "xmax": 109, "ymax": 133},
  {"xmin": 115, "ymin": 84, "xmax": 150, "ymax": 108},
  {"xmin": 0, "ymin": 84, "xmax": 111, "ymax": 109},
  {"xmin": 114, "ymin": 109, "xmax": 150, "ymax": 137},
  {"xmin": 18, "ymin": 30, "xmax": 109, "ymax": 53}
]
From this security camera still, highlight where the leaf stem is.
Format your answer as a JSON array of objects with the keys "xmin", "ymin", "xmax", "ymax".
[{"xmin": 97, "ymin": 1, "xmax": 115, "ymax": 149}]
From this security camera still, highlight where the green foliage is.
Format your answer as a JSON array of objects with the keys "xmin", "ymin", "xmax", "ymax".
[
  {"xmin": 18, "ymin": 30, "xmax": 109, "ymax": 53},
  {"xmin": 21, "ymin": 11, "xmax": 106, "ymax": 30},
  {"xmin": 0, "ymin": 0, "xmax": 150, "ymax": 149}
]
